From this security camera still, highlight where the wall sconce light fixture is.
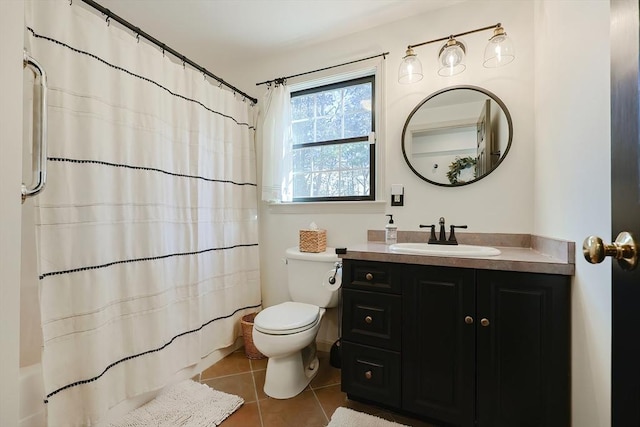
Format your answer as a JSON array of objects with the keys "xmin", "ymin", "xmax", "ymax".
[{"xmin": 398, "ymin": 23, "xmax": 515, "ymax": 84}]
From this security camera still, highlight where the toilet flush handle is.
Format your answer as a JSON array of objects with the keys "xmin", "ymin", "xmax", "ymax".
[{"xmin": 329, "ymin": 262, "xmax": 342, "ymax": 284}]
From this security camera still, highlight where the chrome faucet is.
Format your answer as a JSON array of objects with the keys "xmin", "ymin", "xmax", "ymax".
[{"xmin": 419, "ymin": 217, "xmax": 468, "ymax": 245}]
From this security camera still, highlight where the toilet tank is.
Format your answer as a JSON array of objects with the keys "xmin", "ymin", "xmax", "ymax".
[{"xmin": 285, "ymin": 247, "xmax": 340, "ymax": 308}]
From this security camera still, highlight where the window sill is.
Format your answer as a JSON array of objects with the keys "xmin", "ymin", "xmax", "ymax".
[{"xmin": 265, "ymin": 200, "xmax": 387, "ymax": 214}]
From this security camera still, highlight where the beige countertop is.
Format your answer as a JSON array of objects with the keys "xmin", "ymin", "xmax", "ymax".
[{"xmin": 339, "ymin": 231, "xmax": 575, "ymax": 276}]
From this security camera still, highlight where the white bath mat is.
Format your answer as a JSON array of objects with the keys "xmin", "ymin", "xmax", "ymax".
[
  {"xmin": 328, "ymin": 407, "xmax": 410, "ymax": 427},
  {"xmin": 109, "ymin": 379, "xmax": 243, "ymax": 427}
]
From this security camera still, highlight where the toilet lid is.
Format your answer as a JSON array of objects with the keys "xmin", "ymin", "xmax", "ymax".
[{"xmin": 254, "ymin": 302, "xmax": 320, "ymax": 335}]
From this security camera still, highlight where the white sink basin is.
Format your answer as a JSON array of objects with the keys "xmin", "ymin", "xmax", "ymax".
[{"xmin": 389, "ymin": 243, "xmax": 501, "ymax": 257}]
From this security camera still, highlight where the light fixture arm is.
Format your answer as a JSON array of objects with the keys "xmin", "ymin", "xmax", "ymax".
[{"xmin": 407, "ymin": 23, "xmax": 501, "ymax": 50}]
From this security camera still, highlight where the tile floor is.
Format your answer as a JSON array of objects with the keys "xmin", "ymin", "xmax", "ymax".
[{"xmin": 195, "ymin": 347, "xmax": 438, "ymax": 427}]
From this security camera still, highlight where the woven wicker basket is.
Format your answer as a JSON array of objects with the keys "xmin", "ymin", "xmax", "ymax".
[
  {"xmin": 299, "ymin": 229, "xmax": 327, "ymax": 253},
  {"xmin": 240, "ymin": 313, "xmax": 266, "ymax": 360}
]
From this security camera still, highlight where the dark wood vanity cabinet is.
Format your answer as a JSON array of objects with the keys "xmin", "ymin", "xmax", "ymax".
[{"xmin": 341, "ymin": 260, "xmax": 570, "ymax": 427}]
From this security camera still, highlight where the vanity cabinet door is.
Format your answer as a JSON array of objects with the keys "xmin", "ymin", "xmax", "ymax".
[
  {"xmin": 402, "ymin": 265, "xmax": 476, "ymax": 427},
  {"xmin": 475, "ymin": 270, "xmax": 570, "ymax": 427}
]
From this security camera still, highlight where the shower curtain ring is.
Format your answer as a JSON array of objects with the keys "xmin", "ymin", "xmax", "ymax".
[{"xmin": 106, "ymin": 16, "xmax": 110, "ymax": 26}]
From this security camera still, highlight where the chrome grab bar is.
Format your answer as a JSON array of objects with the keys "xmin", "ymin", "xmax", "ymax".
[{"xmin": 22, "ymin": 50, "xmax": 48, "ymax": 203}]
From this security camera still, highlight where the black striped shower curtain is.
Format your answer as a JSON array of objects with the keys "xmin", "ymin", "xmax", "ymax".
[{"xmin": 25, "ymin": 1, "xmax": 261, "ymax": 425}]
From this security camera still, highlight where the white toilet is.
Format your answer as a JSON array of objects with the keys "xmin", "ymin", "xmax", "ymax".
[{"xmin": 252, "ymin": 247, "xmax": 341, "ymax": 399}]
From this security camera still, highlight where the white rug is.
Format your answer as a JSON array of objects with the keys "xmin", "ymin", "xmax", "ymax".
[
  {"xmin": 109, "ymin": 380, "xmax": 243, "ymax": 427},
  {"xmin": 328, "ymin": 407, "xmax": 410, "ymax": 427}
]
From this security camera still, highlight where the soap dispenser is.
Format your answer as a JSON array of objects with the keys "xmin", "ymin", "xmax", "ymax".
[{"xmin": 385, "ymin": 214, "xmax": 397, "ymax": 245}]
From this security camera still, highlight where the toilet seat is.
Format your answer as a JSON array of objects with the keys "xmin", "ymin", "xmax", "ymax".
[{"xmin": 254, "ymin": 302, "xmax": 320, "ymax": 335}]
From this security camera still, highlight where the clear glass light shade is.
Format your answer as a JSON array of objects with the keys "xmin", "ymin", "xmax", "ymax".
[
  {"xmin": 438, "ymin": 39, "xmax": 466, "ymax": 77},
  {"xmin": 398, "ymin": 48, "xmax": 423, "ymax": 84},
  {"xmin": 483, "ymin": 31, "xmax": 515, "ymax": 68}
]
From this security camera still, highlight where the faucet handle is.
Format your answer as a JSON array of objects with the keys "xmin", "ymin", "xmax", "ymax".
[
  {"xmin": 419, "ymin": 224, "xmax": 438, "ymax": 243},
  {"xmin": 448, "ymin": 225, "xmax": 468, "ymax": 244}
]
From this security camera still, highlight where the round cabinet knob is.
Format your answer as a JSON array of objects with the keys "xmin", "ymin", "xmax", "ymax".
[
  {"xmin": 480, "ymin": 318, "xmax": 490, "ymax": 327},
  {"xmin": 583, "ymin": 232, "xmax": 638, "ymax": 271},
  {"xmin": 365, "ymin": 273, "xmax": 374, "ymax": 281},
  {"xmin": 365, "ymin": 316, "xmax": 373, "ymax": 324},
  {"xmin": 364, "ymin": 370, "xmax": 372, "ymax": 380},
  {"xmin": 464, "ymin": 316, "xmax": 474, "ymax": 324}
]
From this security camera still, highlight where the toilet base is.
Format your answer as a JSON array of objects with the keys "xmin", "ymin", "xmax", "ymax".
[{"xmin": 263, "ymin": 344, "xmax": 319, "ymax": 399}]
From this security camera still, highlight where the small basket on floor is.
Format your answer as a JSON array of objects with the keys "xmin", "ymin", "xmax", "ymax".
[{"xmin": 240, "ymin": 312, "xmax": 266, "ymax": 360}]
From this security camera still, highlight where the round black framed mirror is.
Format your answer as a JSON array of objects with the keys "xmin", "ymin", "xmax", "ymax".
[{"xmin": 401, "ymin": 85, "xmax": 513, "ymax": 187}]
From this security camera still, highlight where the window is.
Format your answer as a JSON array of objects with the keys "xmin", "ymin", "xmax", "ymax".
[{"xmin": 290, "ymin": 75, "xmax": 375, "ymax": 202}]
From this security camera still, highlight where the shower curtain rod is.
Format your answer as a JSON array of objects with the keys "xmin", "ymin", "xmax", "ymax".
[
  {"xmin": 79, "ymin": 0, "xmax": 258, "ymax": 105},
  {"xmin": 255, "ymin": 52, "xmax": 389, "ymax": 86}
]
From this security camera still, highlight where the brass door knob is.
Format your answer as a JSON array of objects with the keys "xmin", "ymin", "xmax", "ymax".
[
  {"xmin": 583, "ymin": 231, "xmax": 638, "ymax": 271},
  {"xmin": 365, "ymin": 273, "xmax": 374, "ymax": 281},
  {"xmin": 364, "ymin": 370, "xmax": 372, "ymax": 380},
  {"xmin": 464, "ymin": 316, "xmax": 474, "ymax": 324},
  {"xmin": 365, "ymin": 316, "xmax": 373, "ymax": 324},
  {"xmin": 480, "ymin": 318, "xmax": 490, "ymax": 327}
]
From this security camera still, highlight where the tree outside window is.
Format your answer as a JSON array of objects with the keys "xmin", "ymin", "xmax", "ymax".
[{"xmin": 290, "ymin": 76, "xmax": 375, "ymax": 201}]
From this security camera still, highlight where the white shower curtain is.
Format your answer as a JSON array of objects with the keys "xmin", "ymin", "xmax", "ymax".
[{"xmin": 25, "ymin": 1, "xmax": 260, "ymax": 425}]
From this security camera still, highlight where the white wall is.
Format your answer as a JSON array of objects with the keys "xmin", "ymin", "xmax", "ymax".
[
  {"xmin": 233, "ymin": 3, "xmax": 613, "ymax": 425},
  {"xmin": 0, "ymin": 1, "xmax": 25, "ymax": 426},
  {"xmin": 533, "ymin": 2, "xmax": 611, "ymax": 426},
  {"xmin": 232, "ymin": 1, "xmax": 536, "ymax": 345}
]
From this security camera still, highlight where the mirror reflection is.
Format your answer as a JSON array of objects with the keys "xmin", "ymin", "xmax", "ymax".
[{"xmin": 401, "ymin": 86, "xmax": 513, "ymax": 186}]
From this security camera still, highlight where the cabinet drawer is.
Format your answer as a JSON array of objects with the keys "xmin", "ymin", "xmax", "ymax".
[
  {"xmin": 342, "ymin": 289, "xmax": 401, "ymax": 351},
  {"xmin": 343, "ymin": 260, "xmax": 402, "ymax": 294},
  {"xmin": 341, "ymin": 342, "xmax": 401, "ymax": 408}
]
